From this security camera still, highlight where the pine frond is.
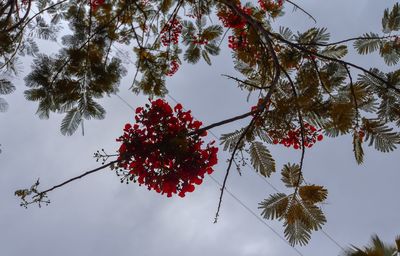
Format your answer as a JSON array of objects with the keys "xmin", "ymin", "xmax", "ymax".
[
  {"xmin": 202, "ymin": 50, "xmax": 211, "ymax": 65},
  {"xmin": 353, "ymin": 131, "xmax": 364, "ymax": 164},
  {"xmin": 279, "ymin": 26, "xmax": 294, "ymax": 41},
  {"xmin": 160, "ymin": 0, "xmax": 173, "ymax": 13},
  {"xmin": 61, "ymin": 108, "xmax": 82, "ymax": 136},
  {"xmin": 299, "ymin": 185, "xmax": 328, "ymax": 204},
  {"xmin": 184, "ymin": 45, "xmax": 201, "ymax": 64},
  {"xmin": 220, "ymin": 128, "xmax": 246, "ymax": 152},
  {"xmin": 328, "ymin": 102, "xmax": 355, "ymax": 134},
  {"xmin": 319, "ymin": 45, "xmax": 348, "ymax": 59},
  {"xmin": 363, "ymin": 118, "xmax": 400, "ymax": 152},
  {"xmin": 380, "ymin": 42, "xmax": 400, "ymax": 66},
  {"xmin": 296, "ymin": 27, "xmax": 330, "ymax": 44},
  {"xmin": 283, "ymin": 220, "xmax": 311, "ymax": 246},
  {"xmin": 0, "ymin": 79, "xmax": 15, "ymax": 95},
  {"xmin": 24, "ymin": 88, "xmax": 47, "ymax": 101},
  {"xmin": 382, "ymin": 3, "xmax": 400, "ymax": 33},
  {"xmin": 353, "ymin": 33, "xmax": 381, "ymax": 55},
  {"xmin": 253, "ymin": 126, "xmax": 273, "ymax": 144},
  {"xmin": 202, "ymin": 25, "xmax": 223, "ymax": 41},
  {"xmin": 358, "ymin": 68, "xmax": 386, "ymax": 92},
  {"xmin": 303, "ymin": 111, "xmax": 330, "ymax": 129},
  {"xmin": 20, "ymin": 38, "xmax": 40, "ymax": 57},
  {"xmin": 249, "ymin": 141, "xmax": 276, "ymax": 177},
  {"xmin": 281, "ymin": 163, "xmax": 302, "ymax": 188},
  {"xmin": 259, "ymin": 193, "xmax": 289, "ymax": 220},
  {"xmin": 323, "ymin": 125, "xmax": 341, "ymax": 137},
  {"xmin": 79, "ymin": 96, "xmax": 106, "ymax": 120},
  {"xmin": 299, "ymin": 201, "xmax": 327, "ymax": 231},
  {"xmin": 36, "ymin": 100, "xmax": 52, "ymax": 119},
  {"xmin": 204, "ymin": 43, "xmax": 220, "ymax": 56}
]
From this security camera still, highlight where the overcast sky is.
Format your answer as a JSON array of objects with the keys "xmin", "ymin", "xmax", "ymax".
[{"xmin": 1, "ymin": 1, "xmax": 399, "ymax": 255}]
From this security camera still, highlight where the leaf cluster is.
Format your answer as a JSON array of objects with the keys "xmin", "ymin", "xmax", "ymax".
[{"xmin": 259, "ymin": 164, "xmax": 327, "ymax": 246}]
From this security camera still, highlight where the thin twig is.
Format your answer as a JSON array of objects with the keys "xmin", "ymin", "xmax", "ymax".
[
  {"xmin": 344, "ymin": 65, "xmax": 360, "ymax": 127},
  {"xmin": 188, "ymin": 108, "xmax": 260, "ymax": 136},
  {"xmin": 33, "ymin": 160, "xmax": 119, "ymax": 198},
  {"xmin": 285, "ymin": 0, "xmax": 317, "ymax": 23},
  {"xmin": 221, "ymin": 74, "xmax": 270, "ymax": 90},
  {"xmin": 214, "ymin": 115, "xmax": 258, "ymax": 223},
  {"xmin": 297, "ymin": 35, "xmax": 396, "ymax": 47}
]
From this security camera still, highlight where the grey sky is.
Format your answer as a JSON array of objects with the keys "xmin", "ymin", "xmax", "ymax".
[{"xmin": 1, "ymin": 1, "xmax": 399, "ymax": 255}]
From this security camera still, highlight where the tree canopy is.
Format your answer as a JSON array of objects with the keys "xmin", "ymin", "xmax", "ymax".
[{"xmin": 1, "ymin": 0, "xmax": 400, "ymax": 250}]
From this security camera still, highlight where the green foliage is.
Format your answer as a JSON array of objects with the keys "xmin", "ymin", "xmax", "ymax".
[
  {"xmin": 0, "ymin": 79, "xmax": 15, "ymax": 95},
  {"xmin": 382, "ymin": 3, "xmax": 400, "ymax": 33},
  {"xmin": 249, "ymin": 141, "xmax": 276, "ymax": 177},
  {"xmin": 0, "ymin": 78, "xmax": 15, "ymax": 113},
  {"xmin": 362, "ymin": 118, "xmax": 400, "ymax": 152},
  {"xmin": 296, "ymin": 27, "xmax": 330, "ymax": 44},
  {"xmin": 355, "ymin": 4, "xmax": 400, "ymax": 66},
  {"xmin": 319, "ymin": 45, "xmax": 348, "ymax": 59},
  {"xmin": 353, "ymin": 131, "xmax": 364, "ymax": 164},
  {"xmin": 354, "ymin": 33, "xmax": 382, "ymax": 55},
  {"xmin": 181, "ymin": 18, "xmax": 222, "ymax": 65},
  {"xmin": 259, "ymin": 193, "xmax": 288, "ymax": 220},
  {"xmin": 299, "ymin": 185, "xmax": 328, "ymax": 204},
  {"xmin": 3, "ymin": 0, "xmax": 400, "ymax": 249},
  {"xmin": 342, "ymin": 234, "xmax": 400, "ymax": 256},
  {"xmin": 61, "ymin": 108, "xmax": 82, "ymax": 136},
  {"xmin": 259, "ymin": 164, "xmax": 328, "ymax": 246},
  {"xmin": 220, "ymin": 128, "xmax": 247, "ymax": 152},
  {"xmin": 281, "ymin": 163, "xmax": 302, "ymax": 188},
  {"xmin": 259, "ymin": 190, "xmax": 327, "ymax": 246}
]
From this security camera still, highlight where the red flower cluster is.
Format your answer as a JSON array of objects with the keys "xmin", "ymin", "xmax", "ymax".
[
  {"xmin": 89, "ymin": 0, "xmax": 105, "ymax": 11},
  {"xmin": 217, "ymin": 4, "xmax": 252, "ymax": 29},
  {"xmin": 269, "ymin": 123, "xmax": 323, "ymax": 149},
  {"xmin": 116, "ymin": 99, "xmax": 218, "ymax": 198},
  {"xmin": 251, "ymin": 98, "xmax": 271, "ymax": 114},
  {"xmin": 161, "ymin": 19, "xmax": 183, "ymax": 46},
  {"xmin": 228, "ymin": 32, "xmax": 248, "ymax": 50},
  {"xmin": 356, "ymin": 129, "xmax": 365, "ymax": 142},
  {"xmin": 258, "ymin": 0, "xmax": 283, "ymax": 12},
  {"xmin": 166, "ymin": 60, "xmax": 180, "ymax": 76}
]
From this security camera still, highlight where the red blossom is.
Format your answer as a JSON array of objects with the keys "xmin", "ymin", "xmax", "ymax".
[
  {"xmin": 217, "ymin": 4, "xmax": 252, "ymax": 29},
  {"xmin": 166, "ymin": 60, "xmax": 180, "ymax": 76},
  {"xmin": 161, "ymin": 19, "xmax": 183, "ymax": 47},
  {"xmin": 89, "ymin": 0, "xmax": 105, "ymax": 11},
  {"xmin": 268, "ymin": 122, "xmax": 324, "ymax": 149},
  {"xmin": 116, "ymin": 99, "xmax": 218, "ymax": 198},
  {"xmin": 258, "ymin": 0, "xmax": 283, "ymax": 13}
]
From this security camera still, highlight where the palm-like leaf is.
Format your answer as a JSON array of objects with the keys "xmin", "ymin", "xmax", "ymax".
[
  {"xmin": 259, "ymin": 193, "xmax": 288, "ymax": 220},
  {"xmin": 61, "ymin": 108, "xmax": 82, "ymax": 136},
  {"xmin": 220, "ymin": 128, "xmax": 246, "ymax": 152},
  {"xmin": 353, "ymin": 131, "xmax": 364, "ymax": 164},
  {"xmin": 249, "ymin": 141, "xmax": 276, "ymax": 177},
  {"xmin": 363, "ymin": 118, "xmax": 400, "ymax": 152},
  {"xmin": 284, "ymin": 220, "xmax": 312, "ymax": 246},
  {"xmin": 0, "ymin": 79, "xmax": 15, "ymax": 95},
  {"xmin": 354, "ymin": 33, "xmax": 381, "ymax": 55},
  {"xmin": 281, "ymin": 163, "xmax": 302, "ymax": 188},
  {"xmin": 342, "ymin": 234, "xmax": 400, "ymax": 256}
]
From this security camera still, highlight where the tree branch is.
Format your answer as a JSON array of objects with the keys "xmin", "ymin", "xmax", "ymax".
[{"xmin": 33, "ymin": 160, "xmax": 119, "ymax": 199}]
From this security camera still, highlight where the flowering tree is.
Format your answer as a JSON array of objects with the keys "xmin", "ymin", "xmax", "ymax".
[{"xmin": 2, "ymin": 0, "xmax": 400, "ymax": 247}]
